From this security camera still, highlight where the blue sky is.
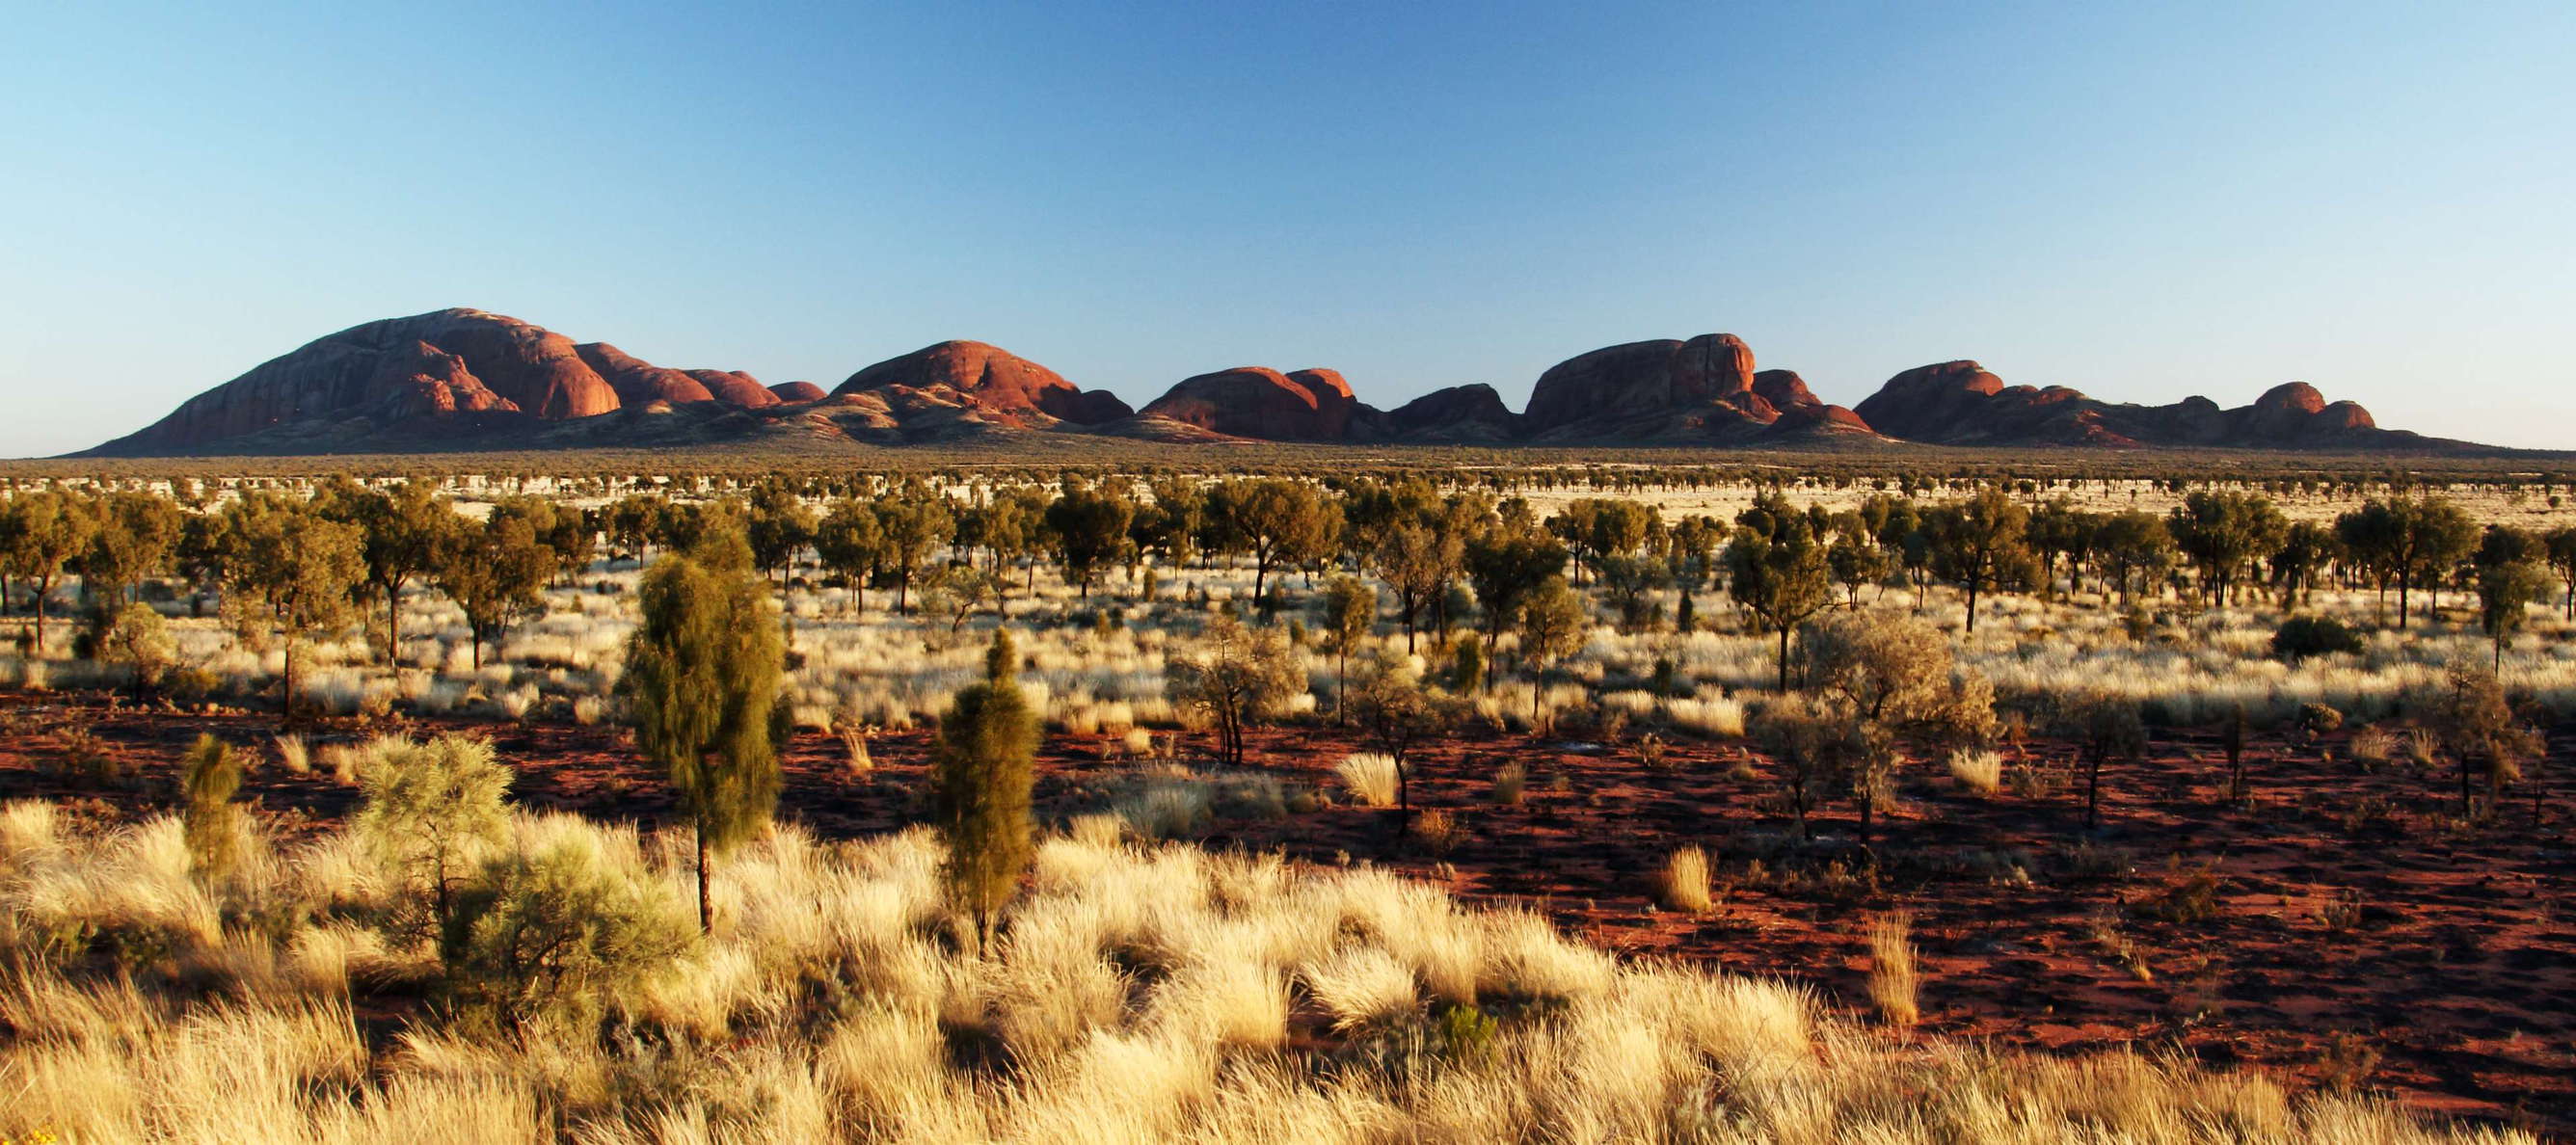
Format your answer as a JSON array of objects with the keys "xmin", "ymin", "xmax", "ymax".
[{"xmin": 4, "ymin": 1, "xmax": 2571, "ymax": 456}]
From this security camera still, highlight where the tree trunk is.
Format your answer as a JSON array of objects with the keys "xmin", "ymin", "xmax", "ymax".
[
  {"xmin": 2085, "ymin": 754, "xmax": 2103, "ymax": 831},
  {"xmin": 1965, "ymin": 579, "xmax": 1982, "ymax": 635},
  {"xmin": 1775, "ymin": 626, "xmax": 1790, "ymax": 692},
  {"xmin": 695, "ymin": 819, "xmax": 713, "ymax": 934}
]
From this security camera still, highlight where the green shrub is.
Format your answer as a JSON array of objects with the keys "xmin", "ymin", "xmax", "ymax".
[
  {"xmin": 352, "ymin": 735, "xmax": 514, "ymax": 957},
  {"xmin": 2270, "ymin": 615, "xmax": 2364, "ymax": 663},
  {"xmin": 179, "ymin": 734, "xmax": 246, "ymax": 882},
  {"xmin": 444, "ymin": 823, "xmax": 696, "ymax": 1027}
]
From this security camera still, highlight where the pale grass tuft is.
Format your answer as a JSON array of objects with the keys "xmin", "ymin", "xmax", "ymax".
[
  {"xmin": 1336, "ymin": 752, "xmax": 1400, "ymax": 808},
  {"xmin": 275, "ymin": 732, "xmax": 309, "ymax": 775},
  {"xmin": 1654, "ymin": 845, "xmax": 1714, "ymax": 914},
  {"xmin": 1867, "ymin": 911, "xmax": 1920, "ymax": 1028},
  {"xmin": 1947, "ymin": 748, "xmax": 2003, "ymax": 796}
]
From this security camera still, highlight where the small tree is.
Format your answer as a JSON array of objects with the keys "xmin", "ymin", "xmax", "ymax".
[
  {"xmin": 1516, "ymin": 576, "xmax": 1588, "ymax": 732},
  {"xmin": 1315, "ymin": 574, "xmax": 1377, "ymax": 723},
  {"xmin": 1924, "ymin": 489, "xmax": 2031, "ymax": 635},
  {"xmin": 1752, "ymin": 693, "xmax": 1854, "ymax": 840},
  {"xmin": 95, "ymin": 600, "xmax": 177, "ymax": 697},
  {"xmin": 812, "ymin": 498, "xmax": 885, "ymax": 613},
  {"xmin": 2429, "ymin": 665, "xmax": 2541, "ymax": 816},
  {"xmin": 435, "ymin": 512, "xmax": 555, "ymax": 670},
  {"xmin": 2058, "ymin": 692, "xmax": 2146, "ymax": 832},
  {"xmin": 217, "ymin": 497, "xmax": 364, "ymax": 726},
  {"xmin": 179, "ymin": 733, "xmax": 247, "ymax": 884},
  {"xmin": 1728, "ymin": 513, "xmax": 1832, "ymax": 691},
  {"xmin": 1045, "ymin": 481, "xmax": 1135, "ymax": 599},
  {"xmin": 1166, "ymin": 612, "xmax": 1300, "ymax": 766},
  {"xmin": 1344, "ymin": 652, "xmax": 1452, "ymax": 819},
  {"xmin": 352, "ymin": 734, "xmax": 513, "ymax": 968},
  {"xmin": 875, "ymin": 491, "xmax": 955, "ymax": 615},
  {"xmin": 931, "ymin": 629, "xmax": 1039, "ymax": 951},
  {"xmin": 744, "ymin": 481, "xmax": 817, "ymax": 584},
  {"xmin": 625, "ymin": 531, "xmax": 784, "ymax": 932},
  {"xmin": 2, "ymin": 490, "xmax": 97, "ymax": 652},
  {"xmin": 1463, "ymin": 525, "xmax": 1566, "ymax": 657},
  {"xmin": 2477, "ymin": 557, "xmax": 2551, "ymax": 669}
]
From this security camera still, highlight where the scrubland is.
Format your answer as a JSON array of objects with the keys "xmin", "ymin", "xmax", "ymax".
[
  {"xmin": 0, "ymin": 792, "xmax": 2533, "ymax": 1144},
  {"xmin": 1, "ymin": 467, "xmax": 2572, "ymax": 1139}
]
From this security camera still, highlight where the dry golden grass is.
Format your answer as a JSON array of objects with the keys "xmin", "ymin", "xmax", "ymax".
[
  {"xmin": 1335, "ymin": 752, "xmax": 1400, "ymax": 808},
  {"xmin": 1654, "ymin": 845, "xmax": 1715, "ymax": 914},
  {"xmin": 0, "ymin": 796, "xmax": 2536, "ymax": 1144},
  {"xmin": 1867, "ymin": 911, "xmax": 1921, "ymax": 1029},
  {"xmin": 1947, "ymin": 748, "xmax": 2003, "ymax": 796}
]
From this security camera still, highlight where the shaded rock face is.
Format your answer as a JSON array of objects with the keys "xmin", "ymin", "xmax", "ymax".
[
  {"xmin": 834, "ymin": 340, "xmax": 1132, "ymax": 426},
  {"xmin": 1138, "ymin": 367, "xmax": 1359, "ymax": 440},
  {"xmin": 1522, "ymin": 334, "xmax": 1757, "ymax": 436},
  {"xmin": 1853, "ymin": 362, "xmax": 2389, "ymax": 447},
  {"xmin": 577, "ymin": 342, "xmax": 717, "ymax": 406},
  {"xmin": 1386, "ymin": 384, "xmax": 1520, "ymax": 440}
]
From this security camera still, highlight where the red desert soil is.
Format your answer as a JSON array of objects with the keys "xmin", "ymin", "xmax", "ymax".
[{"xmin": 4, "ymin": 688, "xmax": 2569, "ymax": 1135}]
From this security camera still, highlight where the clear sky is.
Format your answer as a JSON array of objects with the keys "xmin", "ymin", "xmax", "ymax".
[{"xmin": 4, "ymin": 1, "xmax": 2571, "ymax": 457}]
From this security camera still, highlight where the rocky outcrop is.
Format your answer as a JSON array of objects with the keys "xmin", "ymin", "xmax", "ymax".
[
  {"xmin": 1517, "ymin": 334, "xmax": 1867, "ymax": 441},
  {"xmin": 1385, "ymin": 384, "xmax": 1520, "ymax": 440},
  {"xmin": 835, "ymin": 340, "xmax": 1131, "ymax": 427},
  {"xmin": 1137, "ymin": 367, "xmax": 1364, "ymax": 440},
  {"xmin": 577, "ymin": 342, "xmax": 715, "ymax": 406},
  {"xmin": 85, "ymin": 310, "xmax": 2497, "ymax": 457},
  {"xmin": 1852, "ymin": 362, "xmax": 2395, "ymax": 448}
]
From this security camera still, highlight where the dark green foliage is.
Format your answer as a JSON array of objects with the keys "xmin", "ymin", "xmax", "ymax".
[
  {"xmin": 1044, "ymin": 480, "xmax": 1134, "ymax": 598},
  {"xmin": 2270, "ymin": 615, "xmax": 2364, "ymax": 663},
  {"xmin": 933, "ymin": 629, "xmax": 1040, "ymax": 949},
  {"xmin": 353, "ymin": 734, "xmax": 513, "ymax": 961},
  {"xmin": 1728, "ymin": 493, "xmax": 1833, "ymax": 690},
  {"xmin": 443, "ymin": 828, "xmax": 696, "ymax": 1027},
  {"xmin": 179, "ymin": 733, "xmax": 246, "ymax": 883},
  {"xmin": 625, "ymin": 531, "xmax": 784, "ymax": 931}
]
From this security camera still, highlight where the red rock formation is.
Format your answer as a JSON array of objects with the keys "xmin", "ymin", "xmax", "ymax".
[
  {"xmin": 835, "ymin": 340, "xmax": 1132, "ymax": 425},
  {"xmin": 1854, "ymin": 363, "xmax": 2391, "ymax": 447},
  {"xmin": 689, "ymin": 369, "xmax": 780, "ymax": 409},
  {"xmin": 577, "ymin": 342, "xmax": 716, "ymax": 406},
  {"xmin": 767, "ymin": 381, "xmax": 828, "ymax": 403},
  {"xmin": 1521, "ymin": 334, "xmax": 1761, "ymax": 436},
  {"xmin": 1386, "ymin": 384, "xmax": 1519, "ymax": 440},
  {"xmin": 1138, "ymin": 367, "xmax": 1353, "ymax": 439},
  {"xmin": 94, "ymin": 309, "xmax": 624, "ymax": 453}
]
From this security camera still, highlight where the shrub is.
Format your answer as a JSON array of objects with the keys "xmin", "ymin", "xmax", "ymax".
[
  {"xmin": 1409, "ymin": 809, "xmax": 1462, "ymax": 855},
  {"xmin": 352, "ymin": 734, "xmax": 514, "ymax": 955},
  {"xmin": 1654, "ymin": 846, "xmax": 1713, "ymax": 914},
  {"xmin": 932, "ymin": 630, "xmax": 1039, "ymax": 948},
  {"xmin": 2270, "ymin": 615, "xmax": 2363, "ymax": 663},
  {"xmin": 445, "ymin": 821, "xmax": 697, "ymax": 1027},
  {"xmin": 1865, "ymin": 912, "xmax": 1919, "ymax": 1028},
  {"xmin": 2297, "ymin": 703, "xmax": 2345, "ymax": 735},
  {"xmin": 179, "ymin": 734, "xmax": 247, "ymax": 883},
  {"xmin": 1337, "ymin": 753, "xmax": 1401, "ymax": 808},
  {"xmin": 94, "ymin": 601, "xmax": 177, "ymax": 693},
  {"xmin": 1489, "ymin": 760, "xmax": 1527, "ymax": 806}
]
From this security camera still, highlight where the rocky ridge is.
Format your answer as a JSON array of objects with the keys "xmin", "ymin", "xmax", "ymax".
[{"xmin": 80, "ymin": 309, "xmax": 2457, "ymax": 456}]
